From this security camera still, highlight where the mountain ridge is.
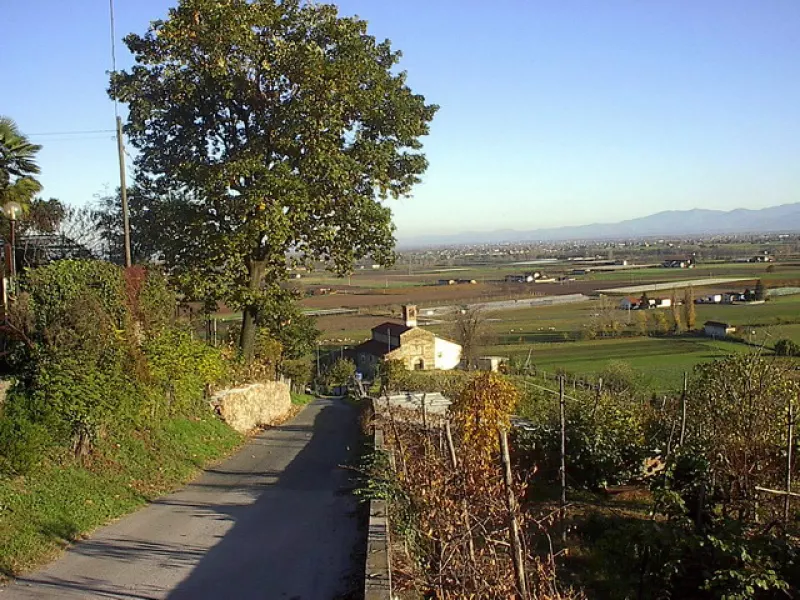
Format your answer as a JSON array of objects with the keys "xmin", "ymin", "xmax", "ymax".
[{"xmin": 398, "ymin": 202, "xmax": 800, "ymax": 247}]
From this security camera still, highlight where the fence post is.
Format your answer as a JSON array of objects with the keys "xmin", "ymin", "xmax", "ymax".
[
  {"xmin": 786, "ymin": 396, "xmax": 795, "ymax": 523},
  {"xmin": 559, "ymin": 375, "xmax": 567, "ymax": 543},
  {"xmin": 499, "ymin": 428, "xmax": 528, "ymax": 599},
  {"xmin": 679, "ymin": 371, "xmax": 688, "ymax": 446}
]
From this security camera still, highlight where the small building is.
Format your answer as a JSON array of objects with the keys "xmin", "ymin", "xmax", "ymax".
[
  {"xmin": 476, "ymin": 356, "xmax": 508, "ymax": 373},
  {"xmin": 704, "ymin": 321, "xmax": 736, "ymax": 338},
  {"xmin": 723, "ymin": 292, "xmax": 740, "ymax": 303},
  {"xmin": 655, "ymin": 298, "xmax": 672, "ymax": 309},
  {"xmin": 663, "ymin": 257, "xmax": 695, "ymax": 268},
  {"xmin": 354, "ymin": 305, "xmax": 462, "ymax": 377}
]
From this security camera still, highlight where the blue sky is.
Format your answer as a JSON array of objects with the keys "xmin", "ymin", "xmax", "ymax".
[{"xmin": 2, "ymin": 1, "xmax": 799, "ymax": 240}]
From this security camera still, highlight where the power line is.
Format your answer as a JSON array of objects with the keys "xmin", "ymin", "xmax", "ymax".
[{"xmin": 28, "ymin": 129, "xmax": 116, "ymax": 137}]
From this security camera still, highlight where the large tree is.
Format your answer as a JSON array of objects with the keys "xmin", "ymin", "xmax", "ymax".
[
  {"xmin": 110, "ymin": 0, "xmax": 437, "ymax": 360},
  {"xmin": 0, "ymin": 116, "xmax": 43, "ymax": 206}
]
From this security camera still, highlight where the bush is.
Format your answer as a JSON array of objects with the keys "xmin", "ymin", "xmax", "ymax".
[
  {"xmin": 9, "ymin": 294, "xmax": 142, "ymax": 455},
  {"xmin": 1, "ymin": 260, "xmax": 233, "ymax": 467},
  {"xmin": 774, "ymin": 338, "xmax": 800, "ymax": 357},
  {"xmin": 24, "ymin": 260, "xmax": 127, "ymax": 332},
  {"xmin": 515, "ymin": 381, "xmax": 649, "ymax": 489},
  {"xmin": 0, "ymin": 413, "xmax": 51, "ymax": 476},
  {"xmin": 143, "ymin": 327, "xmax": 228, "ymax": 416}
]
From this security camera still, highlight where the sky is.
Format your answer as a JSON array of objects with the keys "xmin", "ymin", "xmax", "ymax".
[{"xmin": 2, "ymin": 1, "xmax": 799, "ymax": 241}]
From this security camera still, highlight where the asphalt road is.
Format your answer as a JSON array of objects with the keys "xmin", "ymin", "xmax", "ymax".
[{"xmin": 1, "ymin": 397, "xmax": 364, "ymax": 600}]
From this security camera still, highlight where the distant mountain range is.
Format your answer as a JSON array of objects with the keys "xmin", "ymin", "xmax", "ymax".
[{"xmin": 399, "ymin": 202, "xmax": 800, "ymax": 247}]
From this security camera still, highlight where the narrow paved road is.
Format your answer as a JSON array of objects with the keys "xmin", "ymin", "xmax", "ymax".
[{"xmin": 1, "ymin": 398, "xmax": 364, "ymax": 600}]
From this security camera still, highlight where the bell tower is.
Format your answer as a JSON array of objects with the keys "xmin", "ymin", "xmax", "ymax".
[{"xmin": 402, "ymin": 304, "xmax": 418, "ymax": 328}]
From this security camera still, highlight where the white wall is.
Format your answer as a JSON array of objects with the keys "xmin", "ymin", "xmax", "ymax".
[{"xmin": 434, "ymin": 337, "xmax": 462, "ymax": 370}]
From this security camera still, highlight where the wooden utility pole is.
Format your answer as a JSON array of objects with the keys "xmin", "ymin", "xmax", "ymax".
[
  {"xmin": 559, "ymin": 375, "xmax": 567, "ymax": 543},
  {"xmin": 110, "ymin": 0, "xmax": 132, "ymax": 267},
  {"xmin": 500, "ymin": 428, "xmax": 528, "ymax": 599},
  {"xmin": 116, "ymin": 116, "xmax": 132, "ymax": 267}
]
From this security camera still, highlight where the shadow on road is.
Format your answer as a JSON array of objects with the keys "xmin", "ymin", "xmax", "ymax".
[{"xmin": 163, "ymin": 397, "xmax": 366, "ymax": 600}]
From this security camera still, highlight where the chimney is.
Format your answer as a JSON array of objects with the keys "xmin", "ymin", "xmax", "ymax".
[{"xmin": 402, "ymin": 304, "xmax": 418, "ymax": 328}]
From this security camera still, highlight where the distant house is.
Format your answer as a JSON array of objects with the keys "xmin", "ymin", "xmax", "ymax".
[
  {"xmin": 476, "ymin": 356, "xmax": 508, "ymax": 373},
  {"xmin": 655, "ymin": 298, "xmax": 672, "ymax": 309},
  {"xmin": 663, "ymin": 257, "xmax": 695, "ymax": 269},
  {"xmin": 704, "ymin": 321, "xmax": 736, "ymax": 338},
  {"xmin": 723, "ymin": 292, "xmax": 745, "ymax": 303},
  {"xmin": 354, "ymin": 305, "xmax": 462, "ymax": 377},
  {"xmin": 698, "ymin": 294, "xmax": 723, "ymax": 304}
]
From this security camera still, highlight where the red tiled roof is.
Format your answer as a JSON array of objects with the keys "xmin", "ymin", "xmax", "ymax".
[
  {"xmin": 355, "ymin": 339, "xmax": 395, "ymax": 357},
  {"xmin": 371, "ymin": 322, "xmax": 411, "ymax": 337}
]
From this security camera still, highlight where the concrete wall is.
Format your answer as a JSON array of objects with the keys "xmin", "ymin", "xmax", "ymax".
[
  {"xmin": 434, "ymin": 337, "xmax": 462, "ymax": 370},
  {"xmin": 212, "ymin": 381, "xmax": 291, "ymax": 434}
]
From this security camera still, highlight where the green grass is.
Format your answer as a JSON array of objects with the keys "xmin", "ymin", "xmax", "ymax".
[
  {"xmin": 290, "ymin": 392, "xmax": 316, "ymax": 406},
  {"xmin": 0, "ymin": 415, "xmax": 243, "ymax": 579},
  {"xmin": 485, "ymin": 336, "xmax": 750, "ymax": 392}
]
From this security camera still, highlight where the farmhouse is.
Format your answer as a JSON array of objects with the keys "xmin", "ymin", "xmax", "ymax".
[
  {"xmin": 354, "ymin": 305, "xmax": 462, "ymax": 377},
  {"xmin": 704, "ymin": 321, "xmax": 736, "ymax": 338},
  {"xmin": 663, "ymin": 257, "xmax": 695, "ymax": 268}
]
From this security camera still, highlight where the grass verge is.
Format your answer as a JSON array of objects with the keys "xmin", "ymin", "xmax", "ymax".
[
  {"xmin": 0, "ymin": 415, "xmax": 243, "ymax": 579},
  {"xmin": 290, "ymin": 392, "xmax": 316, "ymax": 406}
]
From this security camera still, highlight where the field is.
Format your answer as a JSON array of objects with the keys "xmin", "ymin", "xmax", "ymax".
[{"xmin": 312, "ymin": 258, "xmax": 800, "ymax": 389}]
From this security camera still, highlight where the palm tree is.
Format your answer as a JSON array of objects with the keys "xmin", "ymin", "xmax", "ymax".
[{"xmin": 0, "ymin": 116, "xmax": 43, "ymax": 206}]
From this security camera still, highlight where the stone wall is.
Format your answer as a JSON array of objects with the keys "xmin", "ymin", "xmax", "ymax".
[{"xmin": 211, "ymin": 381, "xmax": 292, "ymax": 434}]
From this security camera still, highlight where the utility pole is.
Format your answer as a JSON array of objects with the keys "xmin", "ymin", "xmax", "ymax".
[
  {"xmin": 116, "ymin": 116, "xmax": 132, "ymax": 267},
  {"xmin": 110, "ymin": 0, "xmax": 132, "ymax": 268}
]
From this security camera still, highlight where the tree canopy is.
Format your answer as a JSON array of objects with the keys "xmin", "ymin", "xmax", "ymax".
[{"xmin": 110, "ymin": 0, "xmax": 437, "ymax": 359}]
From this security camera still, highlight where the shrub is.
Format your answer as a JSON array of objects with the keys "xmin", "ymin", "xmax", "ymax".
[
  {"xmin": 323, "ymin": 358, "xmax": 356, "ymax": 387},
  {"xmin": 143, "ymin": 327, "xmax": 228, "ymax": 416},
  {"xmin": 24, "ymin": 260, "xmax": 127, "ymax": 332},
  {"xmin": 9, "ymin": 294, "xmax": 142, "ymax": 455},
  {"xmin": 774, "ymin": 338, "xmax": 800, "ymax": 357},
  {"xmin": 0, "ymin": 412, "xmax": 51, "ymax": 475}
]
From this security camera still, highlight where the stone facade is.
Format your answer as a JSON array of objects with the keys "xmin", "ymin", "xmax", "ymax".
[
  {"xmin": 386, "ymin": 327, "xmax": 436, "ymax": 371},
  {"xmin": 211, "ymin": 381, "xmax": 292, "ymax": 433}
]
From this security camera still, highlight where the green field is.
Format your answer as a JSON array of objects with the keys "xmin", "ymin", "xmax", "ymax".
[{"xmin": 484, "ymin": 336, "xmax": 748, "ymax": 392}]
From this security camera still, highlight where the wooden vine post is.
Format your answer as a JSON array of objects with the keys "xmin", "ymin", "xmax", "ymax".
[
  {"xmin": 785, "ymin": 396, "xmax": 795, "ymax": 523},
  {"xmin": 500, "ymin": 427, "xmax": 528, "ymax": 599},
  {"xmin": 559, "ymin": 375, "xmax": 567, "ymax": 543}
]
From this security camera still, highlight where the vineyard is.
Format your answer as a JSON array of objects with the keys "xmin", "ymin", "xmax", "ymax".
[{"xmin": 361, "ymin": 354, "xmax": 799, "ymax": 599}]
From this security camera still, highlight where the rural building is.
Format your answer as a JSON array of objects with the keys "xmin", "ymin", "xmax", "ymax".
[
  {"xmin": 354, "ymin": 305, "xmax": 462, "ymax": 376},
  {"xmin": 663, "ymin": 257, "xmax": 695, "ymax": 268},
  {"xmin": 723, "ymin": 291, "xmax": 746, "ymax": 303},
  {"xmin": 476, "ymin": 356, "xmax": 508, "ymax": 372},
  {"xmin": 704, "ymin": 321, "xmax": 736, "ymax": 338},
  {"xmin": 697, "ymin": 294, "xmax": 723, "ymax": 304}
]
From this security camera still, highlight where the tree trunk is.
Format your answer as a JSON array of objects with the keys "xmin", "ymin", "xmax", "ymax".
[{"xmin": 239, "ymin": 259, "xmax": 266, "ymax": 362}]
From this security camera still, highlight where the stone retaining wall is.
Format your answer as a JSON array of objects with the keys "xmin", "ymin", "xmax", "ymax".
[
  {"xmin": 211, "ymin": 381, "xmax": 291, "ymax": 434},
  {"xmin": 364, "ymin": 399, "xmax": 392, "ymax": 600}
]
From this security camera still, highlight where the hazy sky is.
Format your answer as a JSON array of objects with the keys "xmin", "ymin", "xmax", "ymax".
[{"xmin": 2, "ymin": 1, "xmax": 799, "ymax": 240}]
